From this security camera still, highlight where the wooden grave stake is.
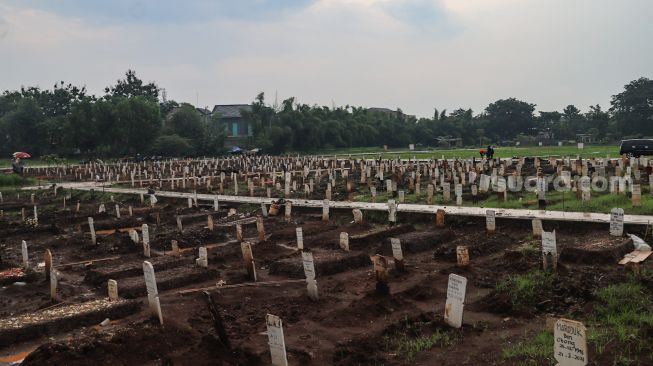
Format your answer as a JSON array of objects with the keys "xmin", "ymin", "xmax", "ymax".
[
  {"xmin": 171, "ymin": 240, "xmax": 180, "ymax": 256},
  {"xmin": 456, "ymin": 246, "xmax": 469, "ymax": 266},
  {"xmin": 203, "ymin": 291, "xmax": 231, "ymax": 349},
  {"xmin": 236, "ymin": 224, "xmax": 243, "ymax": 242},
  {"xmin": 632, "ymin": 184, "xmax": 641, "ymax": 207},
  {"xmin": 241, "ymin": 241, "xmax": 257, "ymax": 281},
  {"xmin": 436, "ymin": 209, "xmax": 445, "ymax": 228},
  {"xmin": 372, "ymin": 254, "xmax": 390, "ymax": 295},
  {"xmin": 108, "ymin": 279, "xmax": 119, "ymax": 301},
  {"xmin": 257, "ymin": 217, "xmax": 266, "ymax": 242},
  {"xmin": 88, "ymin": 217, "xmax": 97, "ymax": 245},
  {"xmin": 44, "ymin": 249, "xmax": 52, "ymax": 281},
  {"xmin": 50, "ymin": 267, "xmax": 58, "ymax": 300},
  {"xmin": 207, "ymin": 215, "xmax": 214, "ymax": 231}
]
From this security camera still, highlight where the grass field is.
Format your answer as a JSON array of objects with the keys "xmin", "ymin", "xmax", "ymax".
[
  {"xmin": 308, "ymin": 145, "xmax": 620, "ymax": 159},
  {"xmin": 0, "ymin": 175, "xmax": 38, "ymax": 192}
]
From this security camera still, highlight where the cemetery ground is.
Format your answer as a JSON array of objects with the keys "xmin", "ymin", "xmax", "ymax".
[
  {"xmin": 1, "ymin": 155, "xmax": 653, "ymax": 365},
  {"xmin": 0, "ymin": 191, "xmax": 651, "ymax": 365}
]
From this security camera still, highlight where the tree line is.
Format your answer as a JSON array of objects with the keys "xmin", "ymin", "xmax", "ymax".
[{"xmin": 1, "ymin": 70, "xmax": 651, "ymax": 158}]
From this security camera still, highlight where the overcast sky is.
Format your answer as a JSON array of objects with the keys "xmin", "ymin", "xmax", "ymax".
[{"xmin": 1, "ymin": 0, "xmax": 652, "ymax": 117}]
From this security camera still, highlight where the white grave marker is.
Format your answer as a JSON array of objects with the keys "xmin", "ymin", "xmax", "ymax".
[
  {"xmin": 609, "ymin": 208, "xmax": 624, "ymax": 236},
  {"xmin": 143, "ymin": 261, "xmax": 163, "ymax": 324},
  {"xmin": 21, "ymin": 240, "xmax": 28, "ymax": 268},
  {"xmin": 142, "ymin": 224, "xmax": 150, "ymax": 257},
  {"xmin": 296, "ymin": 227, "xmax": 304, "ymax": 250},
  {"xmin": 486, "ymin": 209, "xmax": 496, "ymax": 232},
  {"xmin": 197, "ymin": 247, "xmax": 208, "ymax": 268},
  {"xmin": 302, "ymin": 251, "xmax": 319, "ymax": 300},
  {"xmin": 339, "ymin": 232, "xmax": 350, "ymax": 251},
  {"xmin": 554, "ymin": 318, "xmax": 587, "ymax": 366},
  {"xmin": 266, "ymin": 314, "xmax": 289, "ymax": 366},
  {"xmin": 390, "ymin": 238, "xmax": 404, "ymax": 270},
  {"xmin": 542, "ymin": 230, "xmax": 557, "ymax": 269},
  {"xmin": 444, "ymin": 274, "xmax": 467, "ymax": 328}
]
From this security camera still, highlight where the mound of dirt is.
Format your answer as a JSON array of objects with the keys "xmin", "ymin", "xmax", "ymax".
[
  {"xmin": 268, "ymin": 249, "xmax": 371, "ymax": 279},
  {"xmin": 560, "ymin": 236, "xmax": 634, "ymax": 264}
]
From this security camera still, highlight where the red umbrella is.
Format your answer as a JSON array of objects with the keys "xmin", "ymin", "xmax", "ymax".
[{"xmin": 13, "ymin": 152, "xmax": 31, "ymax": 159}]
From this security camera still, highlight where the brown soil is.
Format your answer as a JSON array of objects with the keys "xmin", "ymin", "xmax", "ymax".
[{"xmin": 0, "ymin": 189, "xmax": 651, "ymax": 365}]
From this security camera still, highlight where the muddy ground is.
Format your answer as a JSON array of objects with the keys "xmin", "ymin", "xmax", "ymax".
[{"xmin": 0, "ymin": 188, "xmax": 652, "ymax": 365}]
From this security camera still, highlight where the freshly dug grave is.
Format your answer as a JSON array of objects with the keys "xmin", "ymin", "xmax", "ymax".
[
  {"xmin": 118, "ymin": 267, "xmax": 219, "ymax": 298},
  {"xmin": 473, "ymin": 266, "xmax": 630, "ymax": 317},
  {"xmin": 433, "ymin": 231, "xmax": 517, "ymax": 261},
  {"xmin": 268, "ymin": 248, "xmax": 371, "ymax": 279},
  {"xmin": 0, "ymin": 299, "xmax": 140, "ymax": 348},
  {"xmin": 19, "ymin": 319, "xmax": 249, "ymax": 366},
  {"xmin": 84, "ymin": 255, "xmax": 192, "ymax": 286},
  {"xmin": 559, "ymin": 235, "xmax": 634, "ymax": 264},
  {"xmin": 375, "ymin": 229, "xmax": 456, "ymax": 254}
]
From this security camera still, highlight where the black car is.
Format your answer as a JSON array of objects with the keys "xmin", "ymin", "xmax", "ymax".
[{"xmin": 619, "ymin": 139, "xmax": 653, "ymax": 157}]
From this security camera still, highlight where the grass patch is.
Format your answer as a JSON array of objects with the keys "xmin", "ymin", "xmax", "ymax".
[
  {"xmin": 0, "ymin": 174, "xmax": 37, "ymax": 190},
  {"xmin": 504, "ymin": 278, "xmax": 653, "ymax": 365},
  {"xmin": 395, "ymin": 330, "xmax": 454, "ymax": 362},
  {"xmin": 495, "ymin": 270, "xmax": 555, "ymax": 310},
  {"xmin": 588, "ymin": 281, "xmax": 653, "ymax": 357},
  {"xmin": 502, "ymin": 331, "xmax": 555, "ymax": 366}
]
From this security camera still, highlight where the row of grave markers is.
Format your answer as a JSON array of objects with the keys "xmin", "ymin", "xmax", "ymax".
[{"xmin": 19, "ymin": 206, "xmax": 595, "ymax": 365}]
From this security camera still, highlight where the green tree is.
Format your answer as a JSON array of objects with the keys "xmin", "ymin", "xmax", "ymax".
[
  {"xmin": 150, "ymin": 134, "xmax": 192, "ymax": 156},
  {"xmin": 0, "ymin": 98, "xmax": 47, "ymax": 155},
  {"xmin": 610, "ymin": 77, "xmax": 653, "ymax": 137},
  {"xmin": 105, "ymin": 70, "xmax": 159, "ymax": 101},
  {"xmin": 484, "ymin": 98, "xmax": 536, "ymax": 140},
  {"xmin": 166, "ymin": 103, "xmax": 205, "ymax": 142}
]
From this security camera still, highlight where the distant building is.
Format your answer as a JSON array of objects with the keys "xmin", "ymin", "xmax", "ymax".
[
  {"xmin": 367, "ymin": 107, "xmax": 397, "ymax": 114},
  {"xmin": 435, "ymin": 137, "xmax": 463, "ymax": 148},
  {"xmin": 212, "ymin": 104, "xmax": 253, "ymax": 147},
  {"xmin": 367, "ymin": 107, "xmax": 416, "ymax": 120},
  {"xmin": 576, "ymin": 133, "xmax": 594, "ymax": 144}
]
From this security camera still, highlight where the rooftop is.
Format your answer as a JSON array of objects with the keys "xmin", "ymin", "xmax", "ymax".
[{"xmin": 212, "ymin": 104, "xmax": 252, "ymax": 118}]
